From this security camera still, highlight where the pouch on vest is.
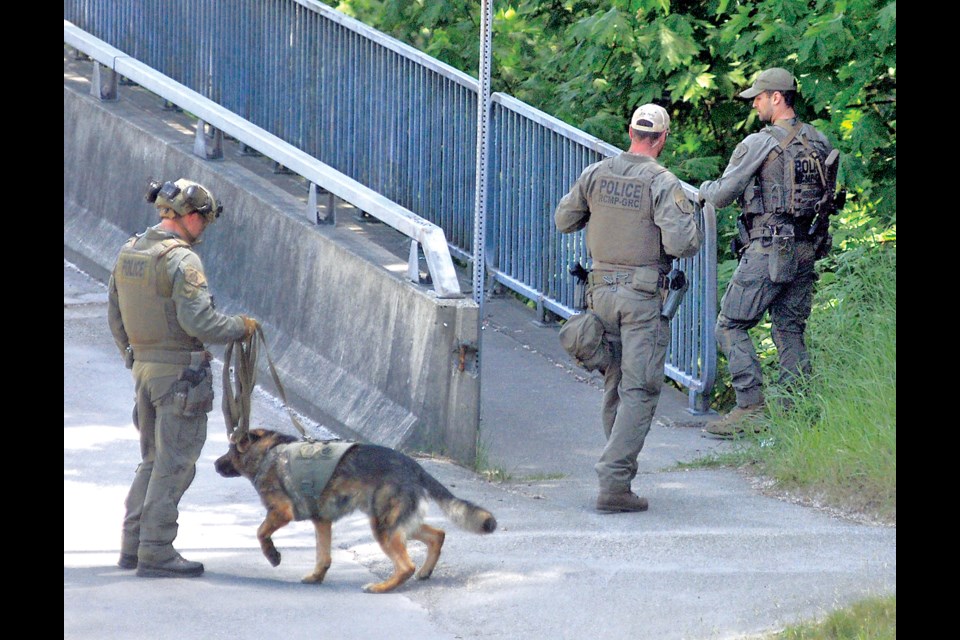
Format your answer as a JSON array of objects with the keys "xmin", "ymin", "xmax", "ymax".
[
  {"xmin": 171, "ymin": 364, "xmax": 214, "ymax": 417},
  {"xmin": 768, "ymin": 123, "xmax": 829, "ymax": 219},
  {"xmin": 559, "ymin": 311, "xmax": 613, "ymax": 373},
  {"xmin": 768, "ymin": 227, "xmax": 798, "ymax": 283}
]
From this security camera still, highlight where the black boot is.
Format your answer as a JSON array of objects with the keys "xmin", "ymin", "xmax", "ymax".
[{"xmin": 117, "ymin": 553, "xmax": 138, "ymax": 570}]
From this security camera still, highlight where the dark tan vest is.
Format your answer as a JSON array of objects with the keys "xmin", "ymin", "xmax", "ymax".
[
  {"xmin": 585, "ymin": 158, "xmax": 668, "ymax": 270},
  {"xmin": 745, "ymin": 122, "xmax": 831, "ymax": 228},
  {"xmin": 112, "ymin": 235, "xmax": 204, "ymax": 354}
]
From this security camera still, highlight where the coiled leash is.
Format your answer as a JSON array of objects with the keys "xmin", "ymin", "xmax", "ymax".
[{"xmin": 221, "ymin": 325, "xmax": 310, "ymax": 442}]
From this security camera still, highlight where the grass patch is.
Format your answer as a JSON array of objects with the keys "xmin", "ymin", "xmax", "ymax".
[
  {"xmin": 474, "ymin": 438, "xmax": 512, "ymax": 482},
  {"xmin": 518, "ymin": 472, "xmax": 567, "ymax": 481},
  {"xmin": 762, "ymin": 238, "xmax": 896, "ymax": 522},
  {"xmin": 480, "ymin": 467, "xmax": 513, "ymax": 483},
  {"xmin": 770, "ymin": 595, "xmax": 896, "ymax": 640},
  {"xmin": 696, "ymin": 223, "xmax": 896, "ymax": 523}
]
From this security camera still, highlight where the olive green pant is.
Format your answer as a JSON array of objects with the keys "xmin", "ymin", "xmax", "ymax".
[
  {"xmin": 121, "ymin": 362, "xmax": 209, "ymax": 564},
  {"xmin": 589, "ymin": 274, "xmax": 669, "ymax": 493},
  {"xmin": 716, "ymin": 241, "xmax": 817, "ymax": 408}
]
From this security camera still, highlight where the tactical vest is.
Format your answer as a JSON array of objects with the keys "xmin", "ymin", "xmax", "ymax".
[
  {"xmin": 743, "ymin": 122, "xmax": 831, "ymax": 227},
  {"xmin": 586, "ymin": 157, "xmax": 668, "ymax": 270},
  {"xmin": 271, "ymin": 441, "xmax": 357, "ymax": 521},
  {"xmin": 113, "ymin": 235, "xmax": 205, "ymax": 354}
]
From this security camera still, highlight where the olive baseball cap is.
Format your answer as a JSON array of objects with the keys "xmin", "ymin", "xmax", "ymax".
[
  {"xmin": 630, "ymin": 104, "xmax": 670, "ymax": 133},
  {"xmin": 738, "ymin": 67, "xmax": 797, "ymax": 99}
]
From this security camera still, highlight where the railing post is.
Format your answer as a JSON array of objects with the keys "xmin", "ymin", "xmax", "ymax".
[
  {"xmin": 309, "ymin": 183, "xmax": 336, "ymax": 225},
  {"xmin": 91, "ymin": 61, "xmax": 117, "ymax": 101},
  {"xmin": 194, "ymin": 119, "xmax": 223, "ymax": 160}
]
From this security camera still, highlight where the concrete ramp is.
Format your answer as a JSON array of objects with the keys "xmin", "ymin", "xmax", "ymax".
[{"xmin": 64, "ymin": 78, "xmax": 480, "ymax": 464}]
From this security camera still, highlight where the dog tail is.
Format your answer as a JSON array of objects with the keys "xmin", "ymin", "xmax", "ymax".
[{"xmin": 420, "ymin": 470, "xmax": 497, "ymax": 534}]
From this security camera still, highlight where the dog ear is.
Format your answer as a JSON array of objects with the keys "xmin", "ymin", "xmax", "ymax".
[
  {"xmin": 229, "ymin": 429, "xmax": 253, "ymax": 452},
  {"xmin": 235, "ymin": 434, "xmax": 252, "ymax": 453}
]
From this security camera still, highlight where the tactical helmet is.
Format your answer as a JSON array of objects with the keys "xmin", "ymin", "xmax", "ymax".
[{"xmin": 146, "ymin": 178, "xmax": 222, "ymax": 223}]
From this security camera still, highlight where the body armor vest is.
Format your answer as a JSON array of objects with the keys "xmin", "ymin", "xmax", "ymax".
[
  {"xmin": 586, "ymin": 158, "xmax": 669, "ymax": 270},
  {"xmin": 743, "ymin": 122, "xmax": 831, "ymax": 229},
  {"xmin": 271, "ymin": 441, "xmax": 357, "ymax": 521},
  {"xmin": 113, "ymin": 235, "xmax": 204, "ymax": 353}
]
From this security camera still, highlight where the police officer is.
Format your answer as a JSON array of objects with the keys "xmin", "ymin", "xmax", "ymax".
[
  {"xmin": 555, "ymin": 104, "xmax": 702, "ymax": 512},
  {"xmin": 698, "ymin": 68, "xmax": 835, "ymax": 438},
  {"xmin": 108, "ymin": 178, "xmax": 259, "ymax": 577}
]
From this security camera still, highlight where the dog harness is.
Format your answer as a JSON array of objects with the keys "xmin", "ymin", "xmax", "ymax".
[{"xmin": 274, "ymin": 441, "xmax": 357, "ymax": 520}]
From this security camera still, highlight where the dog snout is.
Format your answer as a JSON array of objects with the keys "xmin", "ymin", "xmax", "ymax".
[{"xmin": 214, "ymin": 453, "xmax": 241, "ymax": 477}]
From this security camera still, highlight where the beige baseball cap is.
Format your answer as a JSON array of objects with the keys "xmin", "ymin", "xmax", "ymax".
[
  {"xmin": 630, "ymin": 104, "xmax": 670, "ymax": 133},
  {"xmin": 739, "ymin": 67, "xmax": 798, "ymax": 99}
]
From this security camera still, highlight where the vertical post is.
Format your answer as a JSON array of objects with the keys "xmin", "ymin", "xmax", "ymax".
[
  {"xmin": 471, "ymin": 0, "xmax": 493, "ymax": 460},
  {"xmin": 91, "ymin": 61, "xmax": 117, "ymax": 101},
  {"xmin": 474, "ymin": 0, "xmax": 492, "ymax": 316}
]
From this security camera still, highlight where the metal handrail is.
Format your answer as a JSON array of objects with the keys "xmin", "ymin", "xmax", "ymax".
[
  {"xmin": 63, "ymin": 2, "xmax": 718, "ymax": 410},
  {"xmin": 64, "ymin": 20, "xmax": 462, "ymax": 299}
]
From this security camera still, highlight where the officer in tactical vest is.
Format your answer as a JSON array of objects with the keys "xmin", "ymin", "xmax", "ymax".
[
  {"xmin": 107, "ymin": 178, "xmax": 259, "ymax": 577},
  {"xmin": 698, "ymin": 68, "xmax": 837, "ymax": 438},
  {"xmin": 556, "ymin": 104, "xmax": 703, "ymax": 513}
]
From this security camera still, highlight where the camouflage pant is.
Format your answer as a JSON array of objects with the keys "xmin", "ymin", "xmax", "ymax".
[
  {"xmin": 588, "ymin": 272, "xmax": 669, "ymax": 492},
  {"xmin": 121, "ymin": 361, "xmax": 212, "ymax": 564},
  {"xmin": 716, "ymin": 240, "xmax": 817, "ymax": 407}
]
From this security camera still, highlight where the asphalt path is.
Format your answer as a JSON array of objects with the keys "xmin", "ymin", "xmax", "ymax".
[{"xmin": 64, "ymin": 258, "xmax": 895, "ymax": 640}]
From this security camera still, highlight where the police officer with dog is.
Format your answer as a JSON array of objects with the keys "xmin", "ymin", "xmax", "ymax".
[
  {"xmin": 108, "ymin": 178, "xmax": 259, "ymax": 577},
  {"xmin": 555, "ymin": 104, "xmax": 702, "ymax": 513},
  {"xmin": 698, "ymin": 68, "xmax": 840, "ymax": 438}
]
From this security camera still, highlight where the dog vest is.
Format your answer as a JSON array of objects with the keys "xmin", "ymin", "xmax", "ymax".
[{"xmin": 274, "ymin": 441, "xmax": 357, "ymax": 521}]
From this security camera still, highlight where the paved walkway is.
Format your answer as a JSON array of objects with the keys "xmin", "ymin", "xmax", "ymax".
[{"xmin": 64, "ymin": 259, "xmax": 895, "ymax": 640}]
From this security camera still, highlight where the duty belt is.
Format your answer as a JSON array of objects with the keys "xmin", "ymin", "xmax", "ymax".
[
  {"xmin": 748, "ymin": 224, "xmax": 814, "ymax": 243},
  {"xmin": 132, "ymin": 348, "xmax": 211, "ymax": 366},
  {"xmin": 588, "ymin": 269, "xmax": 669, "ymax": 289}
]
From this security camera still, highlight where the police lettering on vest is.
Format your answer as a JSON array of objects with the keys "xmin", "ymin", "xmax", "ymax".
[
  {"xmin": 596, "ymin": 177, "xmax": 650, "ymax": 211},
  {"xmin": 762, "ymin": 123, "xmax": 831, "ymax": 220}
]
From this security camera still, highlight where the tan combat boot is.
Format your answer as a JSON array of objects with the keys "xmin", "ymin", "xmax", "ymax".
[
  {"xmin": 702, "ymin": 402, "xmax": 766, "ymax": 439},
  {"xmin": 596, "ymin": 489, "xmax": 649, "ymax": 513}
]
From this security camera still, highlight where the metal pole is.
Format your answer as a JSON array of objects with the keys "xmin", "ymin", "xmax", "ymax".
[
  {"xmin": 471, "ymin": 0, "xmax": 493, "ymax": 457},
  {"xmin": 473, "ymin": 0, "xmax": 492, "ymax": 315}
]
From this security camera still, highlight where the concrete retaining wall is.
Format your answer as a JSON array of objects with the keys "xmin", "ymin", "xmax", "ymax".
[{"xmin": 64, "ymin": 80, "xmax": 481, "ymax": 464}]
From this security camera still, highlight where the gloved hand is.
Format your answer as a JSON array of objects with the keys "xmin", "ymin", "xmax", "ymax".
[{"xmin": 241, "ymin": 315, "xmax": 260, "ymax": 339}]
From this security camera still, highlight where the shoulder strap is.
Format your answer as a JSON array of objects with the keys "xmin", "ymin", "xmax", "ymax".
[{"xmin": 156, "ymin": 237, "xmax": 191, "ymax": 259}]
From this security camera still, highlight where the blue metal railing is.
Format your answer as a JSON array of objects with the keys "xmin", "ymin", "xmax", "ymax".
[{"xmin": 63, "ymin": 0, "xmax": 717, "ymax": 411}]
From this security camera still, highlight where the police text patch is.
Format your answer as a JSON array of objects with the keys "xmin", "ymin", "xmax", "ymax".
[
  {"xmin": 593, "ymin": 177, "xmax": 650, "ymax": 211},
  {"xmin": 117, "ymin": 255, "xmax": 149, "ymax": 283}
]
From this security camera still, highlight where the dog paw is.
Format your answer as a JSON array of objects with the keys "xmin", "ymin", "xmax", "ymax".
[
  {"xmin": 266, "ymin": 549, "xmax": 281, "ymax": 567},
  {"xmin": 301, "ymin": 570, "xmax": 327, "ymax": 584}
]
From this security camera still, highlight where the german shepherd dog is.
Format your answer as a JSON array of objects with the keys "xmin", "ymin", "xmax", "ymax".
[{"xmin": 214, "ymin": 428, "xmax": 497, "ymax": 593}]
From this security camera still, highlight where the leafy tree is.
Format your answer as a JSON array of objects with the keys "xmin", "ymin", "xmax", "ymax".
[
  {"xmin": 326, "ymin": 0, "xmax": 895, "ymax": 412},
  {"xmin": 327, "ymin": 0, "xmax": 895, "ymax": 230}
]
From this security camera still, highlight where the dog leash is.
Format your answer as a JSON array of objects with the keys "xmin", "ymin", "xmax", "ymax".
[{"xmin": 222, "ymin": 325, "xmax": 309, "ymax": 441}]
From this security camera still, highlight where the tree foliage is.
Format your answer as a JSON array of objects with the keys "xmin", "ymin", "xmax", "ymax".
[{"xmin": 328, "ymin": 0, "xmax": 896, "ymax": 229}]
